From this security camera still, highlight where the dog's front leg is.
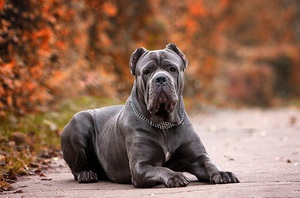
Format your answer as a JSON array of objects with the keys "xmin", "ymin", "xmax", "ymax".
[
  {"xmin": 131, "ymin": 162, "xmax": 189, "ymax": 188},
  {"xmin": 174, "ymin": 134, "xmax": 240, "ymax": 184},
  {"xmin": 197, "ymin": 154, "xmax": 239, "ymax": 184}
]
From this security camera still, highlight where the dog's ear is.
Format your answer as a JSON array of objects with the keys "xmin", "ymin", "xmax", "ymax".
[
  {"xmin": 130, "ymin": 47, "xmax": 147, "ymax": 76},
  {"xmin": 166, "ymin": 43, "xmax": 188, "ymax": 70}
]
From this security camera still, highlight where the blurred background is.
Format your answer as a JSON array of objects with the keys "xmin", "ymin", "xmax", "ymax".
[
  {"xmin": 1, "ymin": 0, "xmax": 300, "ymax": 191},
  {"xmin": 1, "ymin": 0, "xmax": 300, "ymax": 115}
]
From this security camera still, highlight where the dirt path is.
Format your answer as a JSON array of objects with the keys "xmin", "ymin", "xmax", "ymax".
[{"xmin": 2, "ymin": 108, "xmax": 300, "ymax": 197}]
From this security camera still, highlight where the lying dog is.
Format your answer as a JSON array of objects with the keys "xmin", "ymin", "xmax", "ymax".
[{"xmin": 60, "ymin": 43, "xmax": 239, "ymax": 188}]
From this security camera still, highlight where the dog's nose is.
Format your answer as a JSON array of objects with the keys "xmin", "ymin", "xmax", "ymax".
[{"xmin": 155, "ymin": 75, "xmax": 167, "ymax": 85}]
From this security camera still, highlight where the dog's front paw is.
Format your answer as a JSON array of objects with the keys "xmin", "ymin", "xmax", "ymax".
[
  {"xmin": 210, "ymin": 171, "xmax": 239, "ymax": 184},
  {"xmin": 76, "ymin": 170, "xmax": 98, "ymax": 183},
  {"xmin": 165, "ymin": 172, "xmax": 189, "ymax": 188}
]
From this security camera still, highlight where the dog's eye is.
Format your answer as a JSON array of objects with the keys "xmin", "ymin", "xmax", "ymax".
[
  {"xmin": 170, "ymin": 67, "xmax": 177, "ymax": 72},
  {"xmin": 144, "ymin": 69, "xmax": 151, "ymax": 75}
]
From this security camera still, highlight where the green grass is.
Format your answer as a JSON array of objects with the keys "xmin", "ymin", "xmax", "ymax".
[
  {"xmin": 285, "ymin": 99, "xmax": 300, "ymax": 108},
  {"xmin": 0, "ymin": 96, "xmax": 123, "ymax": 191},
  {"xmin": 1, "ymin": 96, "xmax": 122, "ymax": 145}
]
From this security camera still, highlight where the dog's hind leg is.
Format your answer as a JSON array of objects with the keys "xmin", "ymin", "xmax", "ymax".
[{"xmin": 60, "ymin": 111, "xmax": 107, "ymax": 183}]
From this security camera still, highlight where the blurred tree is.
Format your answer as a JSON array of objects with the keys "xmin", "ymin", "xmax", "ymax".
[
  {"xmin": 154, "ymin": 0, "xmax": 300, "ymax": 105},
  {"xmin": 1, "ymin": 0, "xmax": 300, "ymax": 115}
]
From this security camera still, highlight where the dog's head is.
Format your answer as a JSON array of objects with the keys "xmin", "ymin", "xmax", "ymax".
[{"xmin": 130, "ymin": 43, "xmax": 188, "ymax": 118}]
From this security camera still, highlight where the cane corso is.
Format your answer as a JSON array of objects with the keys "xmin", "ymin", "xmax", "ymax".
[{"xmin": 60, "ymin": 43, "xmax": 239, "ymax": 188}]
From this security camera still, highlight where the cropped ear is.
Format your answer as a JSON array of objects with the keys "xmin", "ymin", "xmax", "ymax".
[
  {"xmin": 166, "ymin": 43, "xmax": 188, "ymax": 69},
  {"xmin": 130, "ymin": 47, "xmax": 147, "ymax": 76}
]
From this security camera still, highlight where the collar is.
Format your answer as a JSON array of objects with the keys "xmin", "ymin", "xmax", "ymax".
[{"xmin": 129, "ymin": 99, "xmax": 184, "ymax": 130}]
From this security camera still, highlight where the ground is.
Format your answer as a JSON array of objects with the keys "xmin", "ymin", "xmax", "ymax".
[{"xmin": 1, "ymin": 108, "xmax": 300, "ymax": 197}]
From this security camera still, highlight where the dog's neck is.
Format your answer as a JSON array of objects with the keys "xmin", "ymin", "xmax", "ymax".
[{"xmin": 129, "ymin": 86, "xmax": 184, "ymax": 125}]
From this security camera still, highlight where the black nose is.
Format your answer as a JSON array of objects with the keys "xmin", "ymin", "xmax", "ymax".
[{"xmin": 155, "ymin": 75, "xmax": 167, "ymax": 85}]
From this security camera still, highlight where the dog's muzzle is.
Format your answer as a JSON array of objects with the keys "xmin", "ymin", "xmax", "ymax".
[{"xmin": 147, "ymin": 72, "xmax": 178, "ymax": 114}]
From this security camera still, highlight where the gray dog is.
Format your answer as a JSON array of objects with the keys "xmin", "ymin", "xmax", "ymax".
[{"xmin": 60, "ymin": 43, "xmax": 239, "ymax": 188}]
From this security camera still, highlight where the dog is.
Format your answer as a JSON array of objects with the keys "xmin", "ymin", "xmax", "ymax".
[{"xmin": 60, "ymin": 43, "xmax": 239, "ymax": 188}]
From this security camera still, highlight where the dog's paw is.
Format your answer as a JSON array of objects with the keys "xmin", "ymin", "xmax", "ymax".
[
  {"xmin": 76, "ymin": 170, "xmax": 98, "ymax": 183},
  {"xmin": 210, "ymin": 171, "xmax": 239, "ymax": 184},
  {"xmin": 165, "ymin": 172, "xmax": 189, "ymax": 188}
]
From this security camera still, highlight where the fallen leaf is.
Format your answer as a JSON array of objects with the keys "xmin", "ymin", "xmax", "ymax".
[
  {"xmin": 39, "ymin": 173, "xmax": 46, "ymax": 177},
  {"xmin": 29, "ymin": 163, "xmax": 39, "ymax": 168},
  {"xmin": 14, "ymin": 189, "xmax": 23, "ymax": 194},
  {"xmin": 41, "ymin": 178, "xmax": 52, "ymax": 181},
  {"xmin": 290, "ymin": 116, "xmax": 297, "ymax": 125}
]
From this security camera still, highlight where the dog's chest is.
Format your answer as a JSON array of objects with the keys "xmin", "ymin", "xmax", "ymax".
[
  {"xmin": 165, "ymin": 151, "xmax": 171, "ymax": 162},
  {"xmin": 160, "ymin": 130, "xmax": 175, "ymax": 162}
]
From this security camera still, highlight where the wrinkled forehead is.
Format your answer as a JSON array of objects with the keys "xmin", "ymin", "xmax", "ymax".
[{"xmin": 136, "ymin": 50, "xmax": 183, "ymax": 70}]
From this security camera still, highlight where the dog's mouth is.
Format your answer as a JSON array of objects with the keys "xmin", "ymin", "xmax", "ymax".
[
  {"xmin": 148, "ymin": 89, "xmax": 177, "ymax": 114},
  {"xmin": 157, "ymin": 102, "xmax": 176, "ymax": 114}
]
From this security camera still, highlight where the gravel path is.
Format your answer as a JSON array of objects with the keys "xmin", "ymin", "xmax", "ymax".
[{"xmin": 2, "ymin": 108, "xmax": 300, "ymax": 197}]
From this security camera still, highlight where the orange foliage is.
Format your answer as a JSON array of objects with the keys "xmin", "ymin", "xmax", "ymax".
[
  {"xmin": 1, "ymin": 0, "xmax": 300, "ymax": 115},
  {"xmin": 0, "ymin": 0, "xmax": 4, "ymax": 10},
  {"xmin": 0, "ymin": 0, "xmax": 75, "ymax": 114},
  {"xmin": 226, "ymin": 65, "xmax": 274, "ymax": 105},
  {"xmin": 189, "ymin": 1, "xmax": 207, "ymax": 17},
  {"xmin": 102, "ymin": 2, "xmax": 117, "ymax": 17}
]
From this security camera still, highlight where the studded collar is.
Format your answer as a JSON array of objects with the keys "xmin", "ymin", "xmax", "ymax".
[{"xmin": 129, "ymin": 99, "xmax": 184, "ymax": 130}]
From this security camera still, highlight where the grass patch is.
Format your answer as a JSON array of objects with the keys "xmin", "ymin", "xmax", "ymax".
[{"xmin": 0, "ymin": 96, "xmax": 122, "ymax": 191}]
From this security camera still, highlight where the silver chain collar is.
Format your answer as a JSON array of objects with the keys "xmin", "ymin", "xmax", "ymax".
[{"xmin": 129, "ymin": 100, "xmax": 184, "ymax": 130}]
